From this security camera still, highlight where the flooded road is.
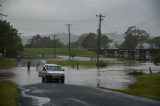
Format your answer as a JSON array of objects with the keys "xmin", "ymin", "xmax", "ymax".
[
  {"xmin": 64, "ymin": 66, "xmax": 134, "ymax": 89},
  {"xmin": 10, "ymin": 67, "xmax": 41, "ymax": 86},
  {"xmin": 4, "ymin": 59, "xmax": 160, "ymax": 106},
  {"xmin": 9, "ymin": 66, "xmax": 133, "ymax": 89},
  {"xmin": 9, "ymin": 59, "xmax": 160, "ymax": 89},
  {"xmin": 57, "ymin": 55, "xmax": 117, "ymax": 61}
]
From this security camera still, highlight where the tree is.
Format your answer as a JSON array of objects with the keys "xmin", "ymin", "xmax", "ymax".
[
  {"xmin": 0, "ymin": 20, "xmax": 23, "ymax": 57},
  {"xmin": 25, "ymin": 35, "xmax": 64, "ymax": 48},
  {"xmin": 121, "ymin": 26, "xmax": 150, "ymax": 49},
  {"xmin": 100, "ymin": 35, "xmax": 112, "ymax": 48},
  {"xmin": 70, "ymin": 33, "xmax": 112, "ymax": 49},
  {"xmin": 81, "ymin": 33, "xmax": 97, "ymax": 49},
  {"xmin": 150, "ymin": 36, "xmax": 160, "ymax": 49}
]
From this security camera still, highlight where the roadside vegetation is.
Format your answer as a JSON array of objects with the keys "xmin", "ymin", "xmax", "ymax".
[
  {"xmin": 0, "ymin": 81, "xmax": 18, "ymax": 106},
  {"xmin": 0, "ymin": 58, "xmax": 16, "ymax": 69},
  {"xmin": 128, "ymin": 70, "xmax": 145, "ymax": 75},
  {"xmin": 117, "ymin": 73, "xmax": 160, "ymax": 100},
  {"xmin": 0, "ymin": 20, "xmax": 24, "ymax": 57}
]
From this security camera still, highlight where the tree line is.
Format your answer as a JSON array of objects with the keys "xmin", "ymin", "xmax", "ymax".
[
  {"xmin": 121, "ymin": 26, "xmax": 160, "ymax": 49},
  {"xmin": 25, "ymin": 35, "xmax": 64, "ymax": 48},
  {"xmin": 25, "ymin": 33, "xmax": 112, "ymax": 49},
  {"xmin": 0, "ymin": 20, "xmax": 23, "ymax": 57},
  {"xmin": 25, "ymin": 26, "xmax": 160, "ymax": 50}
]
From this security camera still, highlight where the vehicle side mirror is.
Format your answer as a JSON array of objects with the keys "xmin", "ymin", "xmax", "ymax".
[{"xmin": 43, "ymin": 67, "xmax": 46, "ymax": 71}]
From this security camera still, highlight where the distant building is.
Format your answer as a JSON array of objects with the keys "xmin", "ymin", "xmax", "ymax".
[
  {"xmin": 136, "ymin": 43, "xmax": 158, "ymax": 49},
  {"xmin": 106, "ymin": 42, "xmax": 118, "ymax": 49}
]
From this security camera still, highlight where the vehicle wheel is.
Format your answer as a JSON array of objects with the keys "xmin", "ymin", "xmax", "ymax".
[
  {"xmin": 56, "ymin": 79, "xmax": 60, "ymax": 83},
  {"xmin": 42, "ymin": 77, "xmax": 45, "ymax": 83},
  {"xmin": 61, "ymin": 79, "xmax": 64, "ymax": 84},
  {"xmin": 61, "ymin": 76, "xmax": 65, "ymax": 84},
  {"xmin": 46, "ymin": 77, "xmax": 49, "ymax": 83}
]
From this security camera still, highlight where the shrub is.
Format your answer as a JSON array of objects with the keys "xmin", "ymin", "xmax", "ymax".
[
  {"xmin": 128, "ymin": 70, "xmax": 145, "ymax": 75},
  {"xmin": 96, "ymin": 61, "xmax": 107, "ymax": 67}
]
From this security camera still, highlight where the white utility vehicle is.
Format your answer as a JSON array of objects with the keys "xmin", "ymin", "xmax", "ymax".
[{"xmin": 39, "ymin": 64, "xmax": 65, "ymax": 83}]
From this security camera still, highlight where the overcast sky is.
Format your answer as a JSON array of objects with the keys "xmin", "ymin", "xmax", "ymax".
[{"xmin": 1, "ymin": 0, "xmax": 160, "ymax": 36}]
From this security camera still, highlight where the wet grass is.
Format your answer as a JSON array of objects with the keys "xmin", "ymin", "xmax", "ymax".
[
  {"xmin": 0, "ymin": 81, "xmax": 18, "ymax": 106},
  {"xmin": 115, "ymin": 73, "xmax": 160, "ymax": 100},
  {"xmin": 0, "ymin": 72, "xmax": 13, "ymax": 78},
  {"xmin": 128, "ymin": 71, "xmax": 145, "ymax": 75},
  {"xmin": 0, "ymin": 58, "xmax": 16, "ymax": 69},
  {"xmin": 23, "ymin": 48, "xmax": 97, "ymax": 58}
]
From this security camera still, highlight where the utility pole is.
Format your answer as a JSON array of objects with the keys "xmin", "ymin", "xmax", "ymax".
[
  {"xmin": 52, "ymin": 35, "xmax": 57, "ymax": 58},
  {"xmin": 96, "ymin": 14, "xmax": 105, "ymax": 69},
  {"xmin": 66, "ymin": 24, "xmax": 72, "ymax": 61}
]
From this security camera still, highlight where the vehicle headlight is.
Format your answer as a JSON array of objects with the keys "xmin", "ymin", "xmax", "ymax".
[
  {"xmin": 47, "ymin": 73, "xmax": 53, "ymax": 75},
  {"xmin": 54, "ymin": 74, "xmax": 60, "ymax": 76}
]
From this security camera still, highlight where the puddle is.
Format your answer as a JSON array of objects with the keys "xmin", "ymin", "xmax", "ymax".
[{"xmin": 20, "ymin": 87, "xmax": 50, "ymax": 106}]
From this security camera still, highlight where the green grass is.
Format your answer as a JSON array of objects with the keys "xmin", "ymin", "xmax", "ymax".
[
  {"xmin": 0, "ymin": 58, "xmax": 16, "ymax": 69},
  {"xmin": 0, "ymin": 72, "xmax": 13, "ymax": 78},
  {"xmin": 0, "ymin": 81, "xmax": 18, "ymax": 106},
  {"xmin": 23, "ymin": 48, "xmax": 97, "ymax": 59},
  {"xmin": 117, "ymin": 73, "xmax": 160, "ymax": 100}
]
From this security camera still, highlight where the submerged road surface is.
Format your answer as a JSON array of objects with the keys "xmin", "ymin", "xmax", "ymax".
[
  {"xmin": 14, "ymin": 59, "xmax": 159, "ymax": 106},
  {"xmin": 19, "ymin": 83, "xmax": 160, "ymax": 106}
]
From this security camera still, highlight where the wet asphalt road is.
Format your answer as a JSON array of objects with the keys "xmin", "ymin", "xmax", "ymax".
[
  {"xmin": 16, "ymin": 59, "xmax": 160, "ymax": 106},
  {"xmin": 19, "ymin": 83, "xmax": 160, "ymax": 106}
]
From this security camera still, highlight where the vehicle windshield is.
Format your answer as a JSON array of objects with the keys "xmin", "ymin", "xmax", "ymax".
[{"xmin": 46, "ymin": 66, "xmax": 62, "ymax": 71}]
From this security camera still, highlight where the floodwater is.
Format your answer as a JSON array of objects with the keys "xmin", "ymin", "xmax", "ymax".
[
  {"xmin": 8, "ymin": 59, "xmax": 160, "ymax": 89},
  {"xmin": 10, "ymin": 66, "xmax": 133, "ymax": 89},
  {"xmin": 57, "ymin": 55, "xmax": 117, "ymax": 61},
  {"xmin": 20, "ymin": 87, "xmax": 50, "ymax": 106}
]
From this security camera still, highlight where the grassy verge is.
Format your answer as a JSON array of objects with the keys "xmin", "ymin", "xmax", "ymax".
[
  {"xmin": 115, "ymin": 73, "xmax": 160, "ymax": 100},
  {"xmin": 23, "ymin": 48, "xmax": 98, "ymax": 58},
  {"xmin": 0, "ymin": 58, "xmax": 16, "ymax": 69},
  {"xmin": 0, "ymin": 72, "xmax": 13, "ymax": 78},
  {"xmin": 0, "ymin": 81, "xmax": 18, "ymax": 106}
]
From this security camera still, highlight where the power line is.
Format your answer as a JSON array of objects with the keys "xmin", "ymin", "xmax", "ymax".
[
  {"xmin": 136, "ymin": 15, "xmax": 160, "ymax": 26},
  {"xmin": 102, "ymin": 15, "xmax": 160, "ymax": 31},
  {"xmin": 66, "ymin": 24, "xmax": 73, "ymax": 61},
  {"xmin": 7, "ymin": 17, "xmax": 97, "ymax": 23},
  {"xmin": 105, "ymin": 0, "xmax": 142, "ymax": 17},
  {"xmin": 104, "ymin": 0, "xmax": 133, "ymax": 16}
]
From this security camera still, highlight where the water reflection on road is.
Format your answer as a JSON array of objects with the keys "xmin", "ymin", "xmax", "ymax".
[
  {"xmin": 10, "ymin": 67, "xmax": 41, "ymax": 86},
  {"xmin": 9, "ymin": 59, "xmax": 160, "ymax": 90},
  {"xmin": 64, "ymin": 66, "xmax": 134, "ymax": 89},
  {"xmin": 10, "ymin": 66, "xmax": 133, "ymax": 89}
]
